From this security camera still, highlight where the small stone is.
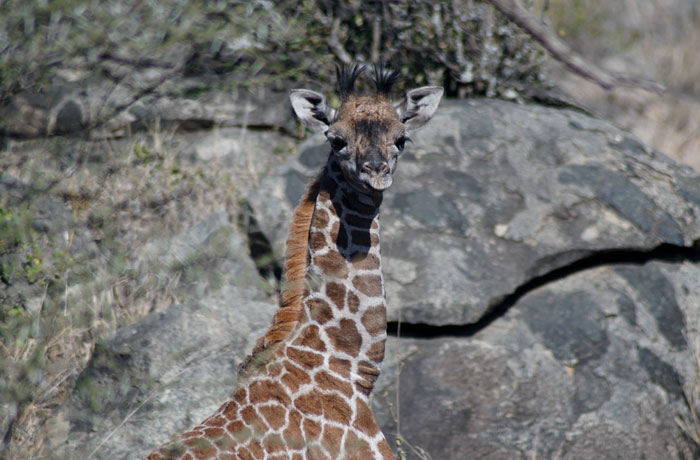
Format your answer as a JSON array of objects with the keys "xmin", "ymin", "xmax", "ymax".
[{"xmin": 494, "ymin": 223, "xmax": 509, "ymax": 238}]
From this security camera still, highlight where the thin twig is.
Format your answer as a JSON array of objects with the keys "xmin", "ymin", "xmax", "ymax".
[
  {"xmin": 371, "ymin": 6, "xmax": 382, "ymax": 64},
  {"xmin": 329, "ymin": 17, "xmax": 352, "ymax": 65}
]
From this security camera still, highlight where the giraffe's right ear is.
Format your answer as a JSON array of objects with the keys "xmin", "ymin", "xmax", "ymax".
[{"xmin": 290, "ymin": 89, "xmax": 335, "ymax": 133}]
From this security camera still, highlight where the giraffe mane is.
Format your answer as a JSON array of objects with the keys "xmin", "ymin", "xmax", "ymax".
[
  {"xmin": 371, "ymin": 63, "xmax": 401, "ymax": 98},
  {"xmin": 240, "ymin": 171, "xmax": 322, "ymax": 372},
  {"xmin": 336, "ymin": 63, "xmax": 365, "ymax": 99}
]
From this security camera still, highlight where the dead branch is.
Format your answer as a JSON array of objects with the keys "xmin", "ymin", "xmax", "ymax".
[
  {"xmin": 329, "ymin": 17, "xmax": 352, "ymax": 65},
  {"xmin": 485, "ymin": 0, "xmax": 665, "ymax": 93}
]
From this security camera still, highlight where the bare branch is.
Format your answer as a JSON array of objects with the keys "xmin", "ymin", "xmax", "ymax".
[
  {"xmin": 371, "ymin": 9, "xmax": 381, "ymax": 64},
  {"xmin": 485, "ymin": 0, "xmax": 665, "ymax": 93},
  {"xmin": 329, "ymin": 17, "xmax": 352, "ymax": 65}
]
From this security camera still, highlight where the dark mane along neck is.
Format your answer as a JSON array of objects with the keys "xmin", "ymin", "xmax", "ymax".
[{"xmin": 239, "ymin": 168, "xmax": 323, "ymax": 373}]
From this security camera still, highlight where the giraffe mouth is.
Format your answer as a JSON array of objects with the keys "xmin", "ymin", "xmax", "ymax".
[
  {"xmin": 349, "ymin": 171, "xmax": 393, "ymax": 194},
  {"xmin": 365, "ymin": 174, "xmax": 393, "ymax": 191}
]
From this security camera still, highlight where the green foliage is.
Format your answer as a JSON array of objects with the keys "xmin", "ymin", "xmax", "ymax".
[{"xmin": 0, "ymin": 0, "xmax": 546, "ymax": 106}]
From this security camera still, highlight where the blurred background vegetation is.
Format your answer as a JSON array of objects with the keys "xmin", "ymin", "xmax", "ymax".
[
  {"xmin": 0, "ymin": 0, "xmax": 546, "ymax": 107},
  {"xmin": 0, "ymin": 0, "xmax": 698, "ymax": 457}
]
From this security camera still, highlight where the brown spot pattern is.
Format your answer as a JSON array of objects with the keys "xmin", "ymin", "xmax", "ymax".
[
  {"xmin": 292, "ymin": 325, "xmax": 326, "ymax": 351},
  {"xmin": 353, "ymin": 400, "xmax": 380, "ymax": 436},
  {"xmin": 248, "ymin": 380, "xmax": 291, "ymax": 406},
  {"xmin": 283, "ymin": 410, "xmax": 305, "ymax": 449},
  {"xmin": 203, "ymin": 427, "xmax": 224, "ymax": 439},
  {"xmin": 325, "ymin": 282, "xmax": 346, "ymax": 308},
  {"xmin": 320, "ymin": 392, "xmax": 352, "ymax": 424},
  {"xmin": 314, "ymin": 250, "xmax": 348, "ymax": 278},
  {"xmin": 236, "ymin": 447, "xmax": 254, "ymax": 460},
  {"xmin": 314, "ymin": 370, "xmax": 354, "ymax": 398},
  {"xmin": 287, "ymin": 346, "xmax": 324, "ymax": 369},
  {"xmin": 240, "ymin": 406, "xmax": 267, "ymax": 434},
  {"xmin": 306, "ymin": 297, "xmax": 333, "ymax": 324},
  {"xmin": 294, "ymin": 391, "xmax": 323, "ymax": 416},
  {"xmin": 302, "ymin": 418, "xmax": 322, "ymax": 442},
  {"xmin": 352, "ymin": 274, "xmax": 383, "ymax": 297},
  {"xmin": 322, "ymin": 425, "xmax": 344, "ymax": 458},
  {"xmin": 378, "ymin": 439, "xmax": 395, "ymax": 459},
  {"xmin": 233, "ymin": 388, "xmax": 247, "ymax": 405},
  {"xmin": 344, "ymin": 430, "xmax": 371, "ymax": 460},
  {"xmin": 329, "ymin": 357, "xmax": 352, "ymax": 378},
  {"xmin": 266, "ymin": 361, "xmax": 283, "ymax": 377},
  {"xmin": 367, "ymin": 341, "xmax": 386, "ymax": 363},
  {"xmin": 361, "ymin": 304, "xmax": 386, "ymax": 336},
  {"xmin": 220, "ymin": 401, "xmax": 238, "ymax": 420},
  {"xmin": 247, "ymin": 439, "xmax": 264, "ymax": 459},
  {"xmin": 281, "ymin": 359, "xmax": 310, "ymax": 392},
  {"xmin": 226, "ymin": 420, "xmax": 251, "ymax": 442},
  {"xmin": 262, "ymin": 433, "xmax": 285, "ymax": 453},
  {"xmin": 258, "ymin": 404, "xmax": 286, "ymax": 430},
  {"xmin": 307, "ymin": 444, "xmax": 328, "ymax": 460},
  {"xmin": 326, "ymin": 319, "xmax": 363, "ymax": 357},
  {"xmin": 350, "ymin": 253, "xmax": 380, "ymax": 270},
  {"xmin": 184, "ymin": 437, "xmax": 216, "ymax": 460},
  {"xmin": 205, "ymin": 414, "xmax": 226, "ymax": 427},
  {"xmin": 312, "ymin": 207, "xmax": 330, "ymax": 231},
  {"xmin": 309, "ymin": 231, "xmax": 327, "ymax": 252},
  {"xmin": 347, "ymin": 291, "xmax": 360, "ymax": 313},
  {"xmin": 329, "ymin": 221, "xmax": 340, "ymax": 242}
]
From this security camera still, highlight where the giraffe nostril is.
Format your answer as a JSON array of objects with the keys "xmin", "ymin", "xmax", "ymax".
[{"xmin": 361, "ymin": 160, "xmax": 389, "ymax": 175}]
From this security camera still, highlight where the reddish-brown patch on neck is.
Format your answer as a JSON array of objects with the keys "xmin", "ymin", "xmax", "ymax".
[{"xmin": 240, "ymin": 170, "xmax": 323, "ymax": 372}]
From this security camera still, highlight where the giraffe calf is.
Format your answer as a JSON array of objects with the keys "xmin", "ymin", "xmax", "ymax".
[{"xmin": 146, "ymin": 64, "xmax": 442, "ymax": 460}]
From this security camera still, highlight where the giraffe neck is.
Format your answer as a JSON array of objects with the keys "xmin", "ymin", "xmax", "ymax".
[
  {"xmin": 298, "ymin": 153, "xmax": 387, "ymax": 396},
  {"xmin": 241, "ymin": 153, "xmax": 387, "ymax": 396}
]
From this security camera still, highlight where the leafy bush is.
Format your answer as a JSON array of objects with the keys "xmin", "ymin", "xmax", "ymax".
[{"xmin": 0, "ymin": 0, "xmax": 546, "ymax": 106}]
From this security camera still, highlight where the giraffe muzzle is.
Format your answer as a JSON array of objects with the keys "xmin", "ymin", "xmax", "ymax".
[{"xmin": 361, "ymin": 160, "xmax": 390, "ymax": 176}]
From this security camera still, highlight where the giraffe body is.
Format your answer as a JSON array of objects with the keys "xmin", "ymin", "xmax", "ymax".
[{"xmin": 146, "ymin": 65, "xmax": 442, "ymax": 460}]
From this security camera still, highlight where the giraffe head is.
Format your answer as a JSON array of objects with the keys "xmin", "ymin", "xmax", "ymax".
[{"xmin": 290, "ymin": 64, "xmax": 443, "ymax": 194}]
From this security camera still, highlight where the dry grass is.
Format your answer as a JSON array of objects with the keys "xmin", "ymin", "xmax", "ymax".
[
  {"xmin": 0, "ymin": 121, "xmax": 275, "ymax": 459},
  {"xmin": 545, "ymin": 0, "xmax": 700, "ymax": 171}
]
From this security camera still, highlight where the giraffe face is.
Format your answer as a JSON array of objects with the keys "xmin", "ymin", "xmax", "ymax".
[
  {"xmin": 290, "ymin": 68, "xmax": 443, "ymax": 194},
  {"xmin": 325, "ymin": 96, "xmax": 407, "ymax": 193}
]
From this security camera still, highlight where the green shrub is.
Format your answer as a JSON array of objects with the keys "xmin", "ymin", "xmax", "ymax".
[{"xmin": 0, "ymin": 0, "xmax": 546, "ymax": 105}]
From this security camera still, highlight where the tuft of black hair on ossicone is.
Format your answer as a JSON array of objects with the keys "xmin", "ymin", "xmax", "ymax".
[
  {"xmin": 371, "ymin": 63, "xmax": 401, "ymax": 97},
  {"xmin": 336, "ymin": 63, "xmax": 365, "ymax": 99}
]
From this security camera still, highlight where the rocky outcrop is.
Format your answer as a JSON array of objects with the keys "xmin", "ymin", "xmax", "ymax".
[
  {"xmin": 374, "ymin": 260, "xmax": 699, "ymax": 459},
  {"xmin": 50, "ymin": 98, "xmax": 700, "ymax": 459},
  {"xmin": 249, "ymin": 99, "xmax": 700, "ymax": 325}
]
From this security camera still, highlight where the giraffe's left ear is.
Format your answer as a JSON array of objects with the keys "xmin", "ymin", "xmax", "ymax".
[
  {"xmin": 395, "ymin": 86, "xmax": 444, "ymax": 131},
  {"xmin": 290, "ymin": 89, "xmax": 336, "ymax": 133}
]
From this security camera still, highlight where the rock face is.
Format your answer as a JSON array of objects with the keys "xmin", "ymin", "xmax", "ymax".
[
  {"xmin": 53, "ymin": 98, "xmax": 700, "ymax": 459},
  {"xmin": 249, "ymin": 99, "xmax": 700, "ymax": 325},
  {"xmin": 374, "ymin": 261, "xmax": 699, "ymax": 459},
  {"xmin": 55, "ymin": 212, "xmax": 276, "ymax": 459}
]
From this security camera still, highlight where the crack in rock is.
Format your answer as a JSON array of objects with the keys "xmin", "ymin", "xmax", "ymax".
[{"xmin": 388, "ymin": 239, "xmax": 700, "ymax": 338}]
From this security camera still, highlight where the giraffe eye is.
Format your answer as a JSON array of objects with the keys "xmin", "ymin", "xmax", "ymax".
[
  {"xmin": 395, "ymin": 135, "xmax": 409, "ymax": 151},
  {"xmin": 328, "ymin": 136, "xmax": 347, "ymax": 151}
]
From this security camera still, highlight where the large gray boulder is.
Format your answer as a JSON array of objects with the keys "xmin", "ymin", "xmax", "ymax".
[
  {"xmin": 54, "ymin": 98, "xmax": 700, "ymax": 459},
  {"xmin": 373, "ymin": 260, "xmax": 700, "ymax": 459},
  {"xmin": 53, "ymin": 212, "xmax": 275, "ymax": 458}
]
